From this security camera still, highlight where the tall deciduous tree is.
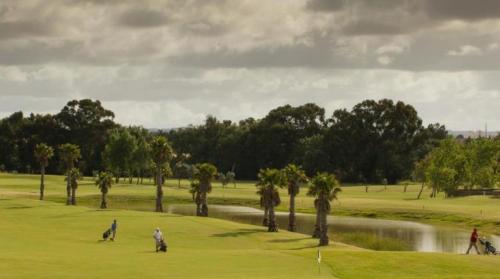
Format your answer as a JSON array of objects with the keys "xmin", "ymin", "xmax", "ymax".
[
  {"xmin": 59, "ymin": 143, "xmax": 81, "ymax": 205},
  {"xmin": 34, "ymin": 143, "xmax": 54, "ymax": 200},
  {"xmin": 283, "ymin": 164, "xmax": 308, "ymax": 232},
  {"xmin": 56, "ymin": 99, "xmax": 116, "ymax": 175},
  {"xmin": 150, "ymin": 136, "xmax": 174, "ymax": 212},
  {"xmin": 256, "ymin": 168, "xmax": 285, "ymax": 232},
  {"xmin": 102, "ymin": 128, "xmax": 137, "ymax": 183},
  {"xmin": 308, "ymin": 172, "xmax": 341, "ymax": 246}
]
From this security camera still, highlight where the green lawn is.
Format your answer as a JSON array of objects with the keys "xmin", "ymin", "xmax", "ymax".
[
  {"xmin": 1, "ymin": 198, "xmax": 499, "ymax": 279},
  {"xmin": 1, "ymin": 173, "xmax": 499, "ymax": 234}
]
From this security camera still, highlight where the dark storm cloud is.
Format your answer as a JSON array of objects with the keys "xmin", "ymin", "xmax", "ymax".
[{"xmin": 117, "ymin": 9, "xmax": 169, "ymax": 28}]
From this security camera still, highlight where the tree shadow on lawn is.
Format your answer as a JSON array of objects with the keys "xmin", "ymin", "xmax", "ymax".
[
  {"xmin": 3, "ymin": 205, "xmax": 36, "ymax": 209},
  {"xmin": 211, "ymin": 228, "xmax": 264, "ymax": 237},
  {"xmin": 267, "ymin": 237, "xmax": 311, "ymax": 243}
]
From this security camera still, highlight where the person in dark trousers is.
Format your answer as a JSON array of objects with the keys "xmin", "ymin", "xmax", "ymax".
[
  {"xmin": 466, "ymin": 228, "xmax": 480, "ymax": 254},
  {"xmin": 110, "ymin": 219, "xmax": 117, "ymax": 241}
]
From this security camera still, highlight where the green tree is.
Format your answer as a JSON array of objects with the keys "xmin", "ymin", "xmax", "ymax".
[
  {"xmin": 59, "ymin": 143, "xmax": 81, "ymax": 205},
  {"xmin": 226, "ymin": 171, "xmax": 236, "ymax": 188},
  {"xmin": 426, "ymin": 138, "xmax": 466, "ymax": 197},
  {"xmin": 34, "ymin": 143, "xmax": 54, "ymax": 200},
  {"xmin": 67, "ymin": 168, "xmax": 80, "ymax": 205},
  {"xmin": 189, "ymin": 180, "xmax": 202, "ymax": 214},
  {"xmin": 283, "ymin": 164, "xmax": 308, "ymax": 232},
  {"xmin": 150, "ymin": 136, "xmax": 174, "ymax": 212},
  {"xmin": 256, "ymin": 168, "xmax": 285, "ymax": 232},
  {"xmin": 102, "ymin": 128, "xmax": 137, "ymax": 183},
  {"xmin": 96, "ymin": 171, "xmax": 113, "ymax": 209},
  {"xmin": 193, "ymin": 163, "xmax": 217, "ymax": 216},
  {"xmin": 308, "ymin": 172, "xmax": 341, "ymax": 246},
  {"xmin": 413, "ymin": 155, "xmax": 431, "ymax": 199}
]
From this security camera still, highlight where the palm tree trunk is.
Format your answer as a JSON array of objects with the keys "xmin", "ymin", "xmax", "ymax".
[
  {"xmin": 417, "ymin": 182, "xmax": 425, "ymax": 199},
  {"xmin": 66, "ymin": 170, "xmax": 71, "ymax": 205},
  {"xmin": 268, "ymin": 205, "xmax": 278, "ymax": 232},
  {"xmin": 313, "ymin": 204, "xmax": 320, "ymax": 238},
  {"xmin": 319, "ymin": 202, "xmax": 329, "ymax": 246},
  {"xmin": 71, "ymin": 187, "xmax": 76, "ymax": 205},
  {"xmin": 100, "ymin": 192, "xmax": 107, "ymax": 209},
  {"xmin": 365, "ymin": 185, "xmax": 368, "ymax": 193},
  {"xmin": 39, "ymin": 165, "xmax": 45, "ymax": 200},
  {"xmin": 201, "ymin": 191, "xmax": 208, "ymax": 217},
  {"xmin": 196, "ymin": 196, "xmax": 201, "ymax": 216},
  {"xmin": 155, "ymin": 166, "xmax": 163, "ymax": 212},
  {"xmin": 288, "ymin": 193, "xmax": 296, "ymax": 232},
  {"xmin": 262, "ymin": 206, "xmax": 269, "ymax": 226}
]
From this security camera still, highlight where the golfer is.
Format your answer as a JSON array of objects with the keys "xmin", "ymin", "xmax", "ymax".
[
  {"xmin": 153, "ymin": 228, "xmax": 163, "ymax": 252},
  {"xmin": 110, "ymin": 219, "xmax": 117, "ymax": 241}
]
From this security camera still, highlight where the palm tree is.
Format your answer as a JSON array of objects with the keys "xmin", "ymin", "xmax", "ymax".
[
  {"xmin": 256, "ymin": 168, "xmax": 285, "ymax": 232},
  {"xmin": 34, "ymin": 143, "xmax": 54, "ymax": 200},
  {"xmin": 283, "ymin": 164, "xmax": 308, "ymax": 232},
  {"xmin": 256, "ymin": 186, "xmax": 269, "ymax": 226},
  {"xmin": 308, "ymin": 172, "xmax": 341, "ymax": 246},
  {"xmin": 150, "ymin": 136, "xmax": 174, "ymax": 212},
  {"xmin": 193, "ymin": 163, "xmax": 217, "ymax": 216},
  {"xmin": 96, "ymin": 171, "xmax": 113, "ymax": 209},
  {"xmin": 67, "ymin": 168, "xmax": 80, "ymax": 205},
  {"xmin": 226, "ymin": 171, "xmax": 236, "ymax": 188},
  {"xmin": 189, "ymin": 180, "xmax": 202, "ymax": 214},
  {"xmin": 59, "ymin": 144, "xmax": 81, "ymax": 205}
]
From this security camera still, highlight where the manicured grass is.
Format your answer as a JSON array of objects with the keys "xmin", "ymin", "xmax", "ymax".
[
  {"xmin": 0, "ymin": 174, "xmax": 500, "ymax": 278},
  {"xmin": 1, "ymin": 198, "xmax": 499, "ymax": 279},
  {"xmin": 1, "ymin": 173, "xmax": 499, "ymax": 235}
]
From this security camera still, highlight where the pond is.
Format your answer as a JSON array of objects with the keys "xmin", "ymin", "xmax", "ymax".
[{"xmin": 167, "ymin": 204, "xmax": 500, "ymax": 254}]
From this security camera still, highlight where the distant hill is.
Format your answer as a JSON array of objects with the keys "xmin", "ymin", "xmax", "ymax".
[{"xmin": 448, "ymin": 130, "xmax": 499, "ymax": 138}]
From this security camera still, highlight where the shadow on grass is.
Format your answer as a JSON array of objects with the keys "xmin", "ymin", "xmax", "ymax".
[
  {"xmin": 286, "ymin": 244, "xmax": 320, "ymax": 250},
  {"xmin": 212, "ymin": 228, "xmax": 263, "ymax": 237},
  {"xmin": 268, "ymin": 237, "xmax": 311, "ymax": 243},
  {"xmin": 4, "ymin": 205, "xmax": 35, "ymax": 209}
]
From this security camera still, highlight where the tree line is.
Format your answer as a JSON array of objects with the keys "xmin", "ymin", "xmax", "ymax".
[
  {"xmin": 1, "ymin": 98, "xmax": 447, "ymax": 183},
  {"xmin": 414, "ymin": 137, "xmax": 500, "ymax": 198}
]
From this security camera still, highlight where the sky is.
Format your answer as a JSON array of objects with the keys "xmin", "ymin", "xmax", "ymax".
[{"xmin": 0, "ymin": 0, "xmax": 499, "ymax": 130}]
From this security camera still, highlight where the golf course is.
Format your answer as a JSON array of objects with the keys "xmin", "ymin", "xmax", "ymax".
[{"xmin": 1, "ymin": 173, "xmax": 499, "ymax": 278}]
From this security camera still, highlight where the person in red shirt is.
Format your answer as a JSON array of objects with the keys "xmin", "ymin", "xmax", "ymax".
[{"xmin": 466, "ymin": 228, "xmax": 480, "ymax": 254}]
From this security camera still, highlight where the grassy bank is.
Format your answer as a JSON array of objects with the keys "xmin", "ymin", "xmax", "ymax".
[{"xmin": 1, "ymin": 198, "xmax": 499, "ymax": 278}]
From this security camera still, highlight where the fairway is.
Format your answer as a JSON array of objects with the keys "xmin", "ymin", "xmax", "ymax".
[
  {"xmin": 1, "ymin": 173, "xmax": 500, "ymax": 278},
  {"xmin": 2, "ymin": 198, "xmax": 500, "ymax": 279}
]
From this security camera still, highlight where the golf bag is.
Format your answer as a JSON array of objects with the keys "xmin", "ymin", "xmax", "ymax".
[
  {"xmin": 479, "ymin": 239, "xmax": 497, "ymax": 255},
  {"xmin": 159, "ymin": 240, "xmax": 167, "ymax": 252},
  {"xmin": 103, "ymin": 228, "xmax": 111, "ymax": 240}
]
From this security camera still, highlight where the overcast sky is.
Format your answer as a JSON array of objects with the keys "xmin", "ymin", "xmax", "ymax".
[{"xmin": 0, "ymin": 0, "xmax": 499, "ymax": 130}]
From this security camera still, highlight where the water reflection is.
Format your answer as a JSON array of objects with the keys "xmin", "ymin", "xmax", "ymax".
[{"xmin": 167, "ymin": 204, "xmax": 500, "ymax": 254}]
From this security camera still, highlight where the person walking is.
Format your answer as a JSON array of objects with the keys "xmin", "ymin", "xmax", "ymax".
[
  {"xmin": 153, "ymin": 228, "xmax": 163, "ymax": 252},
  {"xmin": 466, "ymin": 228, "xmax": 480, "ymax": 254},
  {"xmin": 110, "ymin": 219, "xmax": 117, "ymax": 241}
]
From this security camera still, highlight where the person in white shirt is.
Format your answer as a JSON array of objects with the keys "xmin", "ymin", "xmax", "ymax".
[{"xmin": 153, "ymin": 228, "xmax": 163, "ymax": 252}]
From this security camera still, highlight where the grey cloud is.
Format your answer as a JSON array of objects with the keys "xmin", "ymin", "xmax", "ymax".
[
  {"xmin": 306, "ymin": 0, "xmax": 345, "ymax": 12},
  {"xmin": 0, "ymin": 20, "xmax": 55, "ymax": 40},
  {"xmin": 117, "ymin": 9, "xmax": 168, "ymax": 28},
  {"xmin": 342, "ymin": 20, "xmax": 411, "ymax": 36},
  {"xmin": 425, "ymin": 0, "xmax": 500, "ymax": 21}
]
